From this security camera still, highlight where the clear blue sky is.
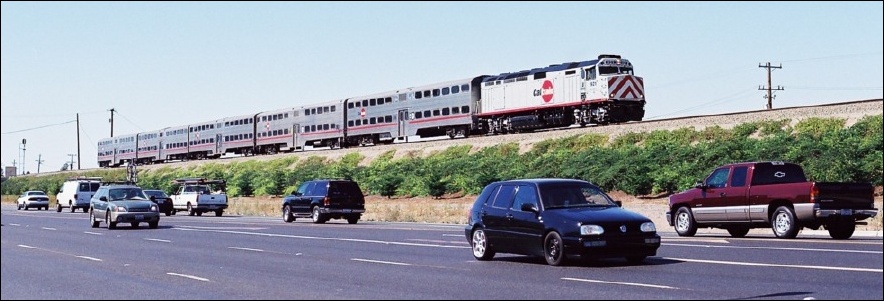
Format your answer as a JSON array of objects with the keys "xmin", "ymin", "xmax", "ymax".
[{"xmin": 2, "ymin": 2, "xmax": 882, "ymax": 172}]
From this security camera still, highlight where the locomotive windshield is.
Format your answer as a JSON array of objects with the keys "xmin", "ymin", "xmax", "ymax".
[{"xmin": 599, "ymin": 66, "xmax": 634, "ymax": 75}]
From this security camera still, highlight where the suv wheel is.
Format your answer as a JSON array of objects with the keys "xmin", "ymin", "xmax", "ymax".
[
  {"xmin": 347, "ymin": 216, "xmax": 359, "ymax": 224},
  {"xmin": 282, "ymin": 205, "xmax": 294, "ymax": 223},
  {"xmin": 90, "ymin": 209, "xmax": 100, "ymax": 228},
  {"xmin": 312, "ymin": 206, "xmax": 326, "ymax": 224},
  {"xmin": 106, "ymin": 212, "xmax": 117, "ymax": 230}
]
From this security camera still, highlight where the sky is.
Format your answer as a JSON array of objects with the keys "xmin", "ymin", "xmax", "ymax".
[{"xmin": 2, "ymin": 1, "xmax": 882, "ymax": 173}]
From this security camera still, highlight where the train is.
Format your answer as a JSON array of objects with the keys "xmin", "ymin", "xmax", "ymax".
[{"xmin": 98, "ymin": 54, "xmax": 645, "ymax": 167}]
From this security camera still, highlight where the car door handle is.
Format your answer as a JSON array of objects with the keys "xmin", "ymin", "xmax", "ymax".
[
  {"xmin": 720, "ymin": 193, "xmax": 726, "ymax": 197},
  {"xmin": 505, "ymin": 214, "xmax": 514, "ymax": 219}
]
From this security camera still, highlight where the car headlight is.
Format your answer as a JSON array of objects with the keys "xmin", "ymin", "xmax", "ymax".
[
  {"xmin": 114, "ymin": 206, "xmax": 128, "ymax": 212},
  {"xmin": 580, "ymin": 224, "xmax": 604, "ymax": 235},
  {"xmin": 640, "ymin": 222, "xmax": 656, "ymax": 232},
  {"xmin": 150, "ymin": 205, "xmax": 159, "ymax": 212}
]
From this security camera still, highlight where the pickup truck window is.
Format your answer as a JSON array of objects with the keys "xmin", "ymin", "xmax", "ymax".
[
  {"xmin": 706, "ymin": 167, "xmax": 730, "ymax": 188},
  {"xmin": 751, "ymin": 163, "xmax": 807, "ymax": 185},
  {"xmin": 730, "ymin": 166, "xmax": 749, "ymax": 187}
]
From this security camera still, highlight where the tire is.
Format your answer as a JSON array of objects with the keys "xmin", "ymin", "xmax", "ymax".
[
  {"xmin": 282, "ymin": 205, "xmax": 294, "ymax": 223},
  {"xmin": 148, "ymin": 221, "xmax": 158, "ymax": 229},
  {"xmin": 24, "ymin": 204, "xmax": 29, "ymax": 211},
  {"xmin": 312, "ymin": 206, "xmax": 325, "ymax": 224},
  {"xmin": 625, "ymin": 256, "xmax": 647, "ymax": 264},
  {"xmin": 164, "ymin": 210, "xmax": 171, "ymax": 217},
  {"xmin": 544, "ymin": 231, "xmax": 567, "ymax": 266},
  {"xmin": 90, "ymin": 210, "xmax": 100, "ymax": 228},
  {"xmin": 187, "ymin": 203, "xmax": 195, "ymax": 216},
  {"xmin": 771, "ymin": 206, "xmax": 799, "ymax": 239},
  {"xmin": 471, "ymin": 229, "xmax": 495, "ymax": 261},
  {"xmin": 726, "ymin": 226, "xmax": 750, "ymax": 238},
  {"xmin": 70, "ymin": 203, "xmax": 76, "ymax": 213},
  {"xmin": 827, "ymin": 222, "xmax": 855, "ymax": 240},
  {"xmin": 347, "ymin": 217, "xmax": 359, "ymax": 224},
  {"xmin": 196, "ymin": 211, "xmax": 203, "ymax": 217},
  {"xmin": 674, "ymin": 207, "xmax": 697, "ymax": 237},
  {"xmin": 56, "ymin": 203, "xmax": 62, "ymax": 212},
  {"xmin": 106, "ymin": 212, "xmax": 117, "ymax": 230},
  {"xmin": 215, "ymin": 210, "xmax": 223, "ymax": 217}
]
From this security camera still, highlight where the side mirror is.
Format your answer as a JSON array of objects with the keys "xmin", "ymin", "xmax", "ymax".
[
  {"xmin": 521, "ymin": 202, "xmax": 538, "ymax": 213},
  {"xmin": 99, "ymin": 196, "xmax": 107, "ymax": 202},
  {"xmin": 694, "ymin": 181, "xmax": 707, "ymax": 190},
  {"xmin": 614, "ymin": 201, "xmax": 622, "ymax": 207},
  {"xmin": 150, "ymin": 196, "xmax": 156, "ymax": 201}
]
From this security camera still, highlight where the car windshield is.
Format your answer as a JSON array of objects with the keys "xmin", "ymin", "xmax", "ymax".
[
  {"xmin": 108, "ymin": 188, "xmax": 148, "ymax": 201},
  {"xmin": 144, "ymin": 190, "xmax": 168, "ymax": 198},
  {"xmin": 27, "ymin": 191, "xmax": 47, "ymax": 196},
  {"xmin": 539, "ymin": 183, "xmax": 615, "ymax": 209}
]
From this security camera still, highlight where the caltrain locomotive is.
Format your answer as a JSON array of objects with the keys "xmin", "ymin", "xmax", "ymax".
[{"xmin": 98, "ymin": 54, "xmax": 645, "ymax": 167}]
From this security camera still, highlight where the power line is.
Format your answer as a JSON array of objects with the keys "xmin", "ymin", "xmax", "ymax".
[
  {"xmin": 647, "ymin": 88, "xmax": 756, "ymax": 119},
  {"xmin": 114, "ymin": 109, "xmax": 145, "ymax": 132},
  {"xmin": 785, "ymin": 86, "xmax": 883, "ymax": 91},
  {"xmin": 1, "ymin": 120, "xmax": 76, "ymax": 135},
  {"xmin": 779, "ymin": 51, "xmax": 883, "ymax": 63}
]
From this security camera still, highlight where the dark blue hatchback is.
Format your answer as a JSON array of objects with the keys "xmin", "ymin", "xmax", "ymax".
[{"xmin": 465, "ymin": 178, "xmax": 660, "ymax": 266}]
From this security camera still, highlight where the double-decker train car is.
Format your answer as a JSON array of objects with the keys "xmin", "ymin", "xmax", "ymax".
[{"xmin": 98, "ymin": 54, "xmax": 645, "ymax": 167}]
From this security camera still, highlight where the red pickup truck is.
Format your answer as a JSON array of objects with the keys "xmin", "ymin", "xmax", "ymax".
[{"xmin": 666, "ymin": 161, "xmax": 877, "ymax": 239}]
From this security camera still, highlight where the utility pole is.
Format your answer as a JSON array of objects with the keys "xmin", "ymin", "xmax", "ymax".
[
  {"xmin": 35, "ymin": 154, "xmax": 44, "ymax": 174},
  {"xmin": 77, "ymin": 113, "xmax": 81, "ymax": 170},
  {"xmin": 67, "ymin": 154, "xmax": 77, "ymax": 171},
  {"xmin": 11, "ymin": 160, "xmax": 16, "ymax": 175},
  {"xmin": 758, "ymin": 62, "xmax": 784, "ymax": 110},
  {"xmin": 109, "ymin": 108, "xmax": 116, "ymax": 137},
  {"xmin": 20, "ymin": 139, "xmax": 27, "ymax": 175}
]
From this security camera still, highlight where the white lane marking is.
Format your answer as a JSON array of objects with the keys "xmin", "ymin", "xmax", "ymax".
[
  {"xmin": 663, "ymin": 237, "xmax": 731, "ymax": 244},
  {"xmin": 664, "ymin": 243, "xmax": 883, "ymax": 254},
  {"xmin": 441, "ymin": 234, "xmax": 462, "ymax": 237},
  {"xmin": 175, "ymin": 227, "xmax": 471, "ymax": 249},
  {"xmin": 41, "ymin": 227, "xmax": 57, "ymax": 231},
  {"xmin": 84, "ymin": 231, "xmax": 103, "ymax": 236},
  {"xmin": 228, "ymin": 247, "xmax": 264, "ymax": 252},
  {"xmin": 351, "ymin": 258, "xmax": 411, "ymax": 266},
  {"xmin": 176, "ymin": 226, "xmax": 266, "ymax": 230},
  {"xmin": 144, "ymin": 238, "xmax": 171, "ymax": 243},
  {"xmin": 562, "ymin": 277, "xmax": 679, "ymax": 290},
  {"xmin": 665, "ymin": 257, "xmax": 883, "ymax": 273},
  {"xmin": 10, "ymin": 223, "xmax": 21, "ymax": 226},
  {"xmin": 167, "ymin": 273, "xmax": 210, "ymax": 282},
  {"xmin": 76, "ymin": 256, "xmax": 103, "ymax": 262},
  {"xmin": 18, "ymin": 245, "xmax": 37, "ymax": 249}
]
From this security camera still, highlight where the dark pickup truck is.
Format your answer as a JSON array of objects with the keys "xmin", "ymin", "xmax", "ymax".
[{"xmin": 666, "ymin": 161, "xmax": 877, "ymax": 239}]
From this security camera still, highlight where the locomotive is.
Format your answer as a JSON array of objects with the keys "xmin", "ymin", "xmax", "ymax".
[{"xmin": 98, "ymin": 54, "xmax": 645, "ymax": 167}]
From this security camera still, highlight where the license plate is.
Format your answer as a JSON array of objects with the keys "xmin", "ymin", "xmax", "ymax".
[
  {"xmin": 342, "ymin": 209, "xmax": 352, "ymax": 213},
  {"xmin": 135, "ymin": 214, "xmax": 144, "ymax": 220},
  {"xmin": 209, "ymin": 206, "xmax": 217, "ymax": 209},
  {"xmin": 840, "ymin": 209, "xmax": 852, "ymax": 216}
]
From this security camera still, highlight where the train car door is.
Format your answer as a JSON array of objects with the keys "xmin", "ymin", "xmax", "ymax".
[
  {"xmin": 157, "ymin": 139, "xmax": 164, "ymax": 162},
  {"xmin": 216, "ymin": 134, "xmax": 222, "ymax": 156},
  {"xmin": 397, "ymin": 109, "xmax": 408, "ymax": 141},
  {"xmin": 292, "ymin": 123, "xmax": 300, "ymax": 151}
]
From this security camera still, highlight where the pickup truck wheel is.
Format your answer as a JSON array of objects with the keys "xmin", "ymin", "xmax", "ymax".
[
  {"xmin": 187, "ymin": 203, "xmax": 195, "ymax": 216},
  {"xmin": 471, "ymin": 229, "xmax": 495, "ymax": 261},
  {"xmin": 827, "ymin": 222, "xmax": 855, "ymax": 240},
  {"xmin": 347, "ymin": 217, "xmax": 359, "ymax": 224},
  {"xmin": 772, "ymin": 206, "xmax": 799, "ymax": 239},
  {"xmin": 196, "ymin": 211, "xmax": 203, "ymax": 217},
  {"xmin": 674, "ymin": 207, "xmax": 697, "ymax": 237},
  {"xmin": 312, "ymin": 206, "xmax": 326, "ymax": 224},
  {"xmin": 544, "ymin": 231, "xmax": 567, "ymax": 266},
  {"xmin": 726, "ymin": 226, "xmax": 750, "ymax": 238},
  {"xmin": 282, "ymin": 205, "xmax": 294, "ymax": 223},
  {"xmin": 215, "ymin": 210, "xmax": 223, "ymax": 217}
]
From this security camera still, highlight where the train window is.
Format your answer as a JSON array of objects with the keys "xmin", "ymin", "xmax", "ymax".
[
  {"xmin": 368, "ymin": 117, "xmax": 375, "ymax": 124},
  {"xmin": 423, "ymin": 110, "xmax": 430, "ymax": 117},
  {"xmin": 323, "ymin": 107, "xmax": 329, "ymax": 113},
  {"xmin": 442, "ymin": 87, "xmax": 450, "ymax": 95},
  {"xmin": 313, "ymin": 108, "xmax": 319, "ymax": 115},
  {"xmin": 348, "ymin": 103, "xmax": 353, "ymax": 109},
  {"xmin": 442, "ymin": 108, "xmax": 450, "ymax": 115},
  {"xmin": 485, "ymin": 81, "xmax": 494, "ymax": 86},
  {"xmin": 355, "ymin": 119, "xmax": 362, "ymax": 126},
  {"xmin": 452, "ymin": 85, "xmax": 460, "ymax": 93},
  {"xmin": 415, "ymin": 92, "xmax": 422, "ymax": 99},
  {"xmin": 415, "ymin": 111, "xmax": 423, "ymax": 119},
  {"xmin": 311, "ymin": 125, "xmax": 316, "ymax": 132},
  {"xmin": 303, "ymin": 126, "xmax": 309, "ymax": 133},
  {"xmin": 385, "ymin": 115, "xmax": 392, "ymax": 123},
  {"xmin": 433, "ymin": 89, "xmax": 440, "ymax": 97},
  {"xmin": 362, "ymin": 99, "xmax": 369, "ymax": 107},
  {"xmin": 423, "ymin": 90, "xmax": 431, "ymax": 98},
  {"xmin": 452, "ymin": 106, "xmax": 461, "ymax": 114},
  {"xmin": 348, "ymin": 120, "xmax": 354, "ymax": 127},
  {"xmin": 397, "ymin": 94, "xmax": 404, "ymax": 102},
  {"xmin": 305, "ymin": 109, "xmax": 310, "ymax": 116},
  {"xmin": 495, "ymin": 81, "xmax": 501, "ymax": 85},
  {"xmin": 355, "ymin": 101, "xmax": 361, "ymax": 107},
  {"xmin": 433, "ymin": 109, "xmax": 440, "ymax": 116},
  {"xmin": 462, "ymin": 105, "xmax": 470, "ymax": 113},
  {"xmin": 565, "ymin": 70, "xmax": 576, "ymax": 75},
  {"xmin": 285, "ymin": 113, "xmax": 289, "ymax": 119},
  {"xmin": 331, "ymin": 106, "xmax": 336, "ymax": 112},
  {"xmin": 534, "ymin": 72, "xmax": 546, "ymax": 80},
  {"xmin": 225, "ymin": 122, "xmax": 230, "ymax": 127},
  {"xmin": 284, "ymin": 128, "xmax": 289, "ymax": 134},
  {"xmin": 385, "ymin": 97, "xmax": 392, "ymax": 104},
  {"xmin": 261, "ymin": 116, "xmax": 266, "ymax": 122},
  {"xmin": 323, "ymin": 124, "xmax": 329, "ymax": 130},
  {"xmin": 587, "ymin": 67, "xmax": 597, "ymax": 80},
  {"xmin": 370, "ymin": 98, "xmax": 376, "ymax": 106}
]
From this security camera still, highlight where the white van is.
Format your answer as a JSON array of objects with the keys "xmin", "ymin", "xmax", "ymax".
[{"xmin": 56, "ymin": 177, "xmax": 102, "ymax": 213}]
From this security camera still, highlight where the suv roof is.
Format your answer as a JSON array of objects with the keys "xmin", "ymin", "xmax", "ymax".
[{"xmin": 66, "ymin": 176, "xmax": 102, "ymax": 182}]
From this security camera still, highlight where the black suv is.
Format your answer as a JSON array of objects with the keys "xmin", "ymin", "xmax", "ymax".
[{"xmin": 281, "ymin": 179, "xmax": 366, "ymax": 224}]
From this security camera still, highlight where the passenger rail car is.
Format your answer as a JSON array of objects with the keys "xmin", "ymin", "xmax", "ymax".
[{"xmin": 98, "ymin": 54, "xmax": 645, "ymax": 167}]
